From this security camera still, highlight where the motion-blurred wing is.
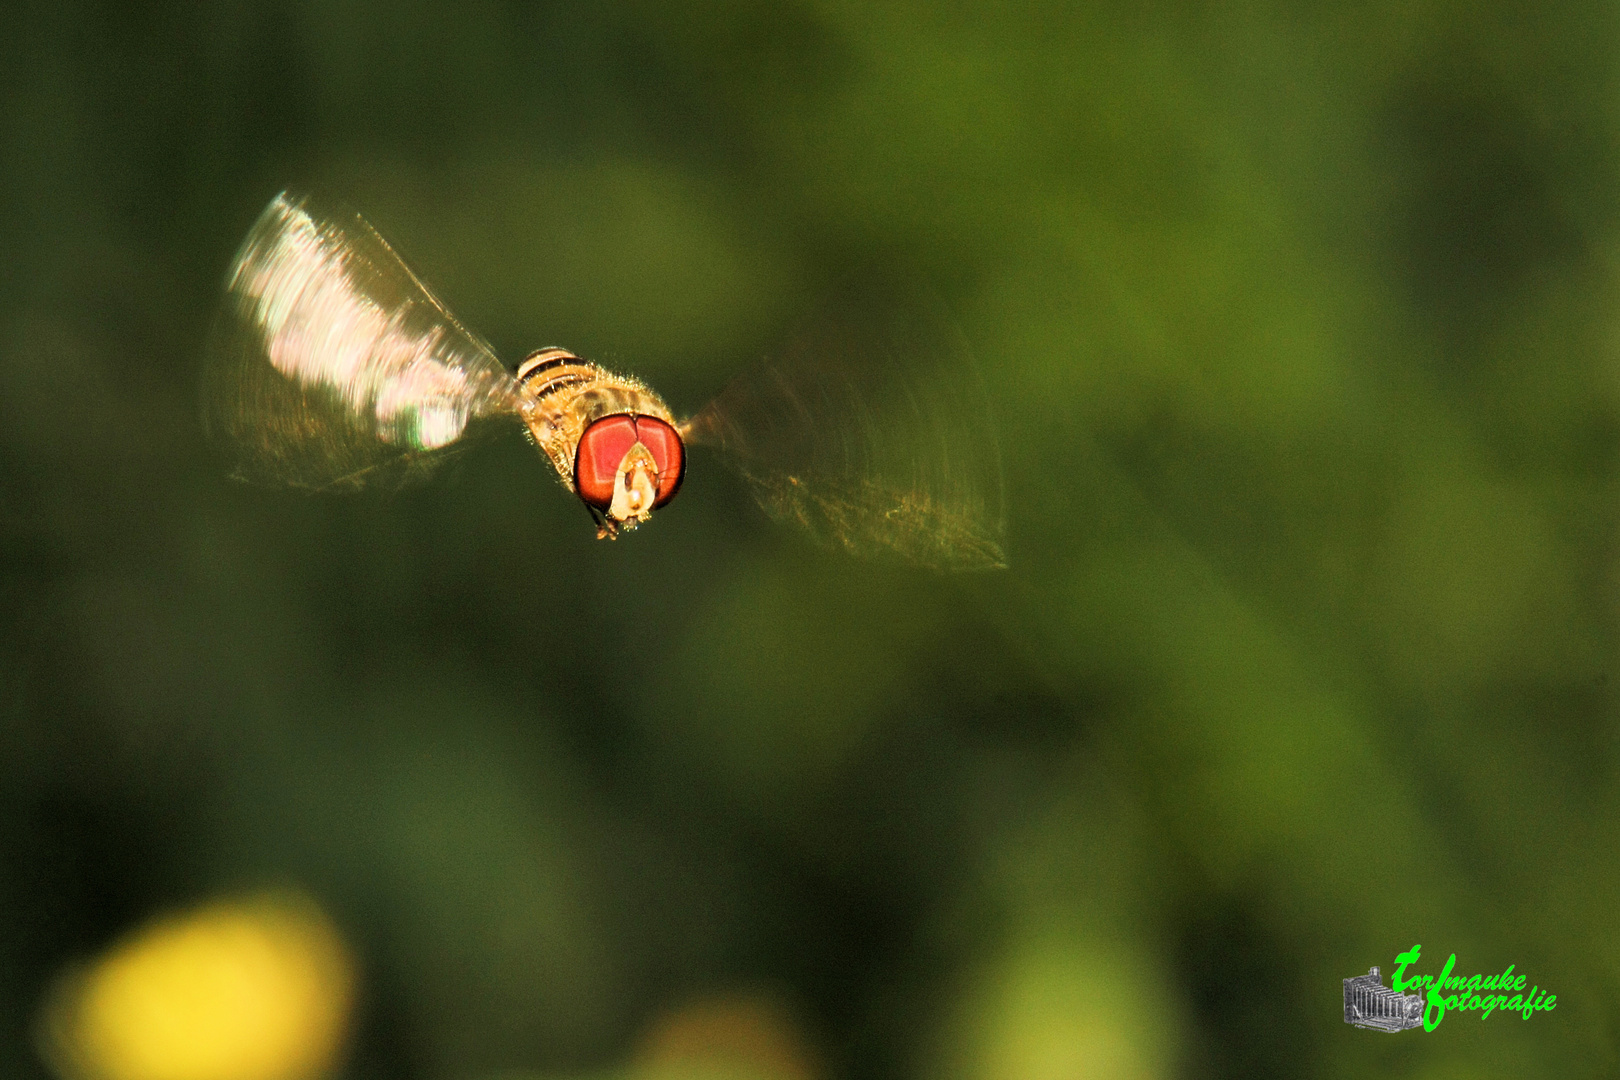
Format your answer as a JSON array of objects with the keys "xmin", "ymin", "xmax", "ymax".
[
  {"xmin": 684, "ymin": 289, "xmax": 1007, "ymax": 571},
  {"xmin": 204, "ymin": 192, "xmax": 520, "ymax": 492}
]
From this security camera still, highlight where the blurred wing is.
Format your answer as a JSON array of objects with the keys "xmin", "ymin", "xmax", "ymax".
[
  {"xmin": 203, "ymin": 192, "xmax": 521, "ymax": 492},
  {"xmin": 684, "ymin": 288, "xmax": 1007, "ymax": 571}
]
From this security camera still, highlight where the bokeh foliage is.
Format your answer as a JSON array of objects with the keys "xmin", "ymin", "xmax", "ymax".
[{"xmin": 4, "ymin": 0, "xmax": 1620, "ymax": 1077}]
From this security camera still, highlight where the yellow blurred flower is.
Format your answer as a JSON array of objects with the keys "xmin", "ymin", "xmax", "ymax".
[{"xmin": 37, "ymin": 893, "xmax": 356, "ymax": 1080}]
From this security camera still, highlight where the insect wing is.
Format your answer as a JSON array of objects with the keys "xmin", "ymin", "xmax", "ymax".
[
  {"xmin": 204, "ymin": 192, "xmax": 520, "ymax": 492},
  {"xmin": 684, "ymin": 290, "xmax": 1007, "ymax": 571}
]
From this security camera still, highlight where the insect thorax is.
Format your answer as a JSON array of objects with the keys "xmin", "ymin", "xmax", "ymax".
[{"xmin": 515, "ymin": 351, "xmax": 676, "ymax": 492}]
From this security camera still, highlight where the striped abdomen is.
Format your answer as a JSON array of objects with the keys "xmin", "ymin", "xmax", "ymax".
[{"xmin": 515, "ymin": 348, "xmax": 678, "ymax": 494}]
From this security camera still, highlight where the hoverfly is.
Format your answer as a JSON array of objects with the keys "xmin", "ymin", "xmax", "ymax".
[{"xmin": 205, "ymin": 192, "xmax": 1006, "ymax": 571}]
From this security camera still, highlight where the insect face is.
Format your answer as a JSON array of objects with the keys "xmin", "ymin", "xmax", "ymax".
[{"xmin": 573, "ymin": 414, "xmax": 686, "ymax": 532}]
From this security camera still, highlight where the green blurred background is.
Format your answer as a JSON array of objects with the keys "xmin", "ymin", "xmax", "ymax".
[{"xmin": 3, "ymin": 1, "xmax": 1619, "ymax": 1077}]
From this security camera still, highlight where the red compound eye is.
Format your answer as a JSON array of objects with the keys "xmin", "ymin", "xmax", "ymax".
[
  {"xmin": 632, "ymin": 415, "xmax": 685, "ymax": 506},
  {"xmin": 574, "ymin": 415, "xmax": 639, "ymax": 508},
  {"xmin": 573, "ymin": 414, "xmax": 687, "ymax": 509}
]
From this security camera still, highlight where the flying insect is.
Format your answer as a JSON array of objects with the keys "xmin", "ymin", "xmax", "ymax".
[{"xmin": 205, "ymin": 192, "xmax": 1007, "ymax": 570}]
